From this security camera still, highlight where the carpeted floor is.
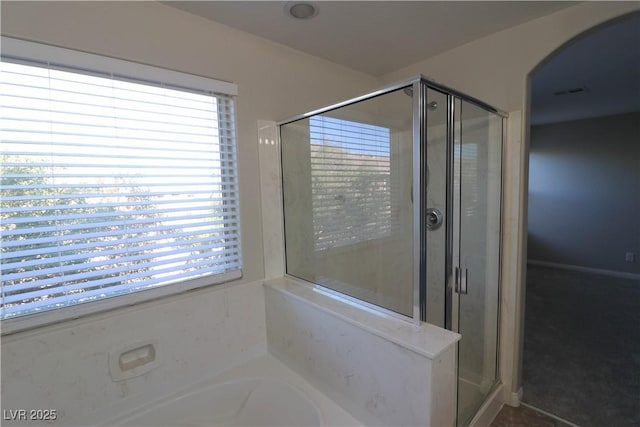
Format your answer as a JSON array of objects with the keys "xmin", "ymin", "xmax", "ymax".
[{"xmin": 522, "ymin": 265, "xmax": 640, "ymax": 427}]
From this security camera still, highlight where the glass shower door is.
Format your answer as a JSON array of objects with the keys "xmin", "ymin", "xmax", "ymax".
[{"xmin": 454, "ymin": 99, "xmax": 503, "ymax": 426}]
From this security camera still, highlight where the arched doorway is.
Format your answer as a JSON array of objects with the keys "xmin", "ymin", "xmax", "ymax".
[{"xmin": 520, "ymin": 11, "xmax": 639, "ymax": 426}]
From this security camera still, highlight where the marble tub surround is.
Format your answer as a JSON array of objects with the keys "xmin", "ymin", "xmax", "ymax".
[
  {"xmin": 265, "ymin": 277, "xmax": 459, "ymax": 358},
  {"xmin": 2, "ymin": 276, "xmax": 458, "ymax": 426},
  {"xmin": 265, "ymin": 277, "xmax": 460, "ymax": 426},
  {"xmin": 257, "ymin": 120, "xmax": 285, "ymax": 280},
  {"xmin": 0, "ymin": 280, "xmax": 267, "ymax": 426}
]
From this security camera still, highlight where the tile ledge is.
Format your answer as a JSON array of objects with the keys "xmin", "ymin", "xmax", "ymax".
[{"xmin": 263, "ymin": 276, "xmax": 460, "ymax": 360}]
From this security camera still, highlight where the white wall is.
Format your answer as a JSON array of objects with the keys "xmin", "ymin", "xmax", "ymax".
[
  {"xmin": 0, "ymin": 1, "xmax": 378, "ymax": 422},
  {"xmin": 528, "ymin": 112, "xmax": 640, "ymax": 275},
  {"xmin": 381, "ymin": 1, "xmax": 640, "ymax": 401}
]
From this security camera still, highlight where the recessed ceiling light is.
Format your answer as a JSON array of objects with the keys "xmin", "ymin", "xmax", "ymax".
[{"xmin": 286, "ymin": 2, "xmax": 318, "ymax": 20}]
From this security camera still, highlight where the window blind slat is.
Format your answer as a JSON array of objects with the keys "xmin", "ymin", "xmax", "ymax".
[
  {"xmin": 2, "ymin": 227, "xmax": 240, "ymax": 258},
  {"xmin": 1, "ymin": 137, "xmax": 233, "ymax": 156},
  {"xmin": 1, "ymin": 52, "xmax": 242, "ymax": 321},
  {"xmin": 2, "ymin": 82, "xmax": 222, "ymax": 116},
  {"xmin": 5, "ymin": 208, "xmax": 236, "ymax": 226},
  {"xmin": 2, "ymin": 195, "xmax": 237, "ymax": 213},
  {"xmin": 2, "ymin": 260, "xmax": 242, "ymax": 317},
  {"xmin": 0, "ymin": 130, "xmax": 232, "ymax": 147},
  {"xmin": 4, "ymin": 257, "xmax": 242, "ymax": 307},
  {"xmin": 2, "ymin": 235, "xmax": 238, "ymax": 272},
  {"xmin": 1, "ymin": 182, "xmax": 237, "ymax": 192},
  {"xmin": 2, "ymin": 216, "xmax": 240, "ymax": 239},
  {"xmin": 3, "ymin": 190, "xmax": 232, "ymax": 202},
  {"xmin": 3, "ymin": 249, "xmax": 241, "ymax": 293}
]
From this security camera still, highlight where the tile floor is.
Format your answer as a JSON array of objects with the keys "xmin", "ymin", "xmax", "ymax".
[{"xmin": 490, "ymin": 404, "xmax": 574, "ymax": 427}]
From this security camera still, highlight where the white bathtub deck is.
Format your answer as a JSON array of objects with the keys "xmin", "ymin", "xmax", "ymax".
[
  {"xmin": 100, "ymin": 353, "xmax": 363, "ymax": 426},
  {"xmin": 213, "ymin": 354, "xmax": 363, "ymax": 426}
]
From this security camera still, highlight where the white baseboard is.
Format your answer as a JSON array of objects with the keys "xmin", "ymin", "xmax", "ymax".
[
  {"xmin": 528, "ymin": 260, "xmax": 640, "ymax": 280},
  {"xmin": 468, "ymin": 383, "xmax": 504, "ymax": 427},
  {"xmin": 509, "ymin": 387, "xmax": 522, "ymax": 406}
]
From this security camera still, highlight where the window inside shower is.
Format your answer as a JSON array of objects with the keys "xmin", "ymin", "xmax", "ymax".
[{"xmin": 309, "ymin": 116, "xmax": 394, "ymax": 251}]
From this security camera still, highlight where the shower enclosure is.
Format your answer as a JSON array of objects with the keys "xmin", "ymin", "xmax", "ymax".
[{"xmin": 279, "ymin": 76, "xmax": 505, "ymax": 427}]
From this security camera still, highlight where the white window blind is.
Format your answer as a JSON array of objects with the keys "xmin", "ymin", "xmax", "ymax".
[
  {"xmin": 309, "ymin": 116, "xmax": 391, "ymax": 250},
  {"xmin": 1, "ymin": 39, "xmax": 241, "ymax": 323}
]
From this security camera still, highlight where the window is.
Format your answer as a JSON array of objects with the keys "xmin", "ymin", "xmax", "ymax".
[
  {"xmin": 309, "ymin": 116, "xmax": 392, "ymax": 250},
  {"xmin": 455, "ymin": 142, "xmax": 478, "ymax": 216},
  {"xmin": 0, "ymin": 38, "xmax": 241, "ymax": 328}
]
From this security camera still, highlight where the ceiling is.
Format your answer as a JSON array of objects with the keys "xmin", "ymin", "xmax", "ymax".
[
  {"xmin": 165, "ymin": 1, "xmax": 576, "ymax": 76},
  {"xmin": 531, "ymin": 12, "xmax": 640, "ymax": 125},
  {"xmin": 165, "ymin": 2, "xmax": 638, "ymax": 124}
]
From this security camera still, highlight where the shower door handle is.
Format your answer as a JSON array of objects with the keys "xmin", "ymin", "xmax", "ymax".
[
  {"xmin": 460, "ymin": 268, "xmax": 468, "ymax": 295},
  {"xmin": 453, "ymin": 267, "xmax": 469, "ymax": 295}
]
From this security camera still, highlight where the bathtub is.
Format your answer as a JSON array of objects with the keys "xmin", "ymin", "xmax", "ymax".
[
  {"xmin": 109, "ymin": 378, "xmax": 321, "ymax": 426},
  {"xmin": 101, "ymin": 355, "xmax": 361, "ymax": 427}
]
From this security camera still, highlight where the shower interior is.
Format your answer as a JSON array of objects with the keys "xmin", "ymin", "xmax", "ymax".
[{"xmin": 279, "ymin": 76, "xmax": 505, "ymax": 427}]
